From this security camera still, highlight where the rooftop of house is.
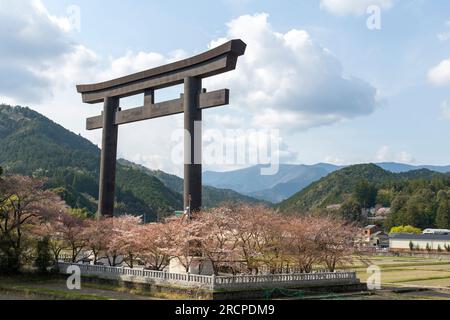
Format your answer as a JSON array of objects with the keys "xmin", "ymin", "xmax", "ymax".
[
  {"xmin": 372, "ymin": 231, "xmax": 388, "ymax": 237},
  {"xmin": 390, "ymin": 233, "xmax": 450, "ymax": 241}
]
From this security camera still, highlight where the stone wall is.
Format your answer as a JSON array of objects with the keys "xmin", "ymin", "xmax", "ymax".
[{"xmin": 57, "ymin": 262, "xmax": 366, "ymax": 300}]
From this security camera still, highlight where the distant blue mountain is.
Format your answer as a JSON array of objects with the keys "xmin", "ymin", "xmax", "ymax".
[{"xmin": 203, "ymin": 162, "xmax": 450, "ymax": 203}]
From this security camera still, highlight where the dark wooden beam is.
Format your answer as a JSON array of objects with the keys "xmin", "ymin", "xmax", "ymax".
[
  {"xmin": 184, "ymin": 77, "xmax": 202, "ymax": 213},
  {"xmin": 97, "ymin": 97, "xmax": 119, "ymax": 219},
  {"xmin": 86, "ymin": 89, "xmax": 229, "ymax": 130},
  {"xmin": 76, "ymin": 39, "xmax": 246, "ymax": 104}
]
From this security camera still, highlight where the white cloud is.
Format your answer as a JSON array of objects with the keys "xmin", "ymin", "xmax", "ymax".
[
  {"xmin": 102, "ymin": 49, "xmax": 187, "ymax": 81},
  {"xmin": 320, "ymin": 0, "xmax": 394, "ymax": 16},
  {"xmin": 437, "ymin": 20, "xmax": 450, "ymax": 42},
  {"xmin": 375, "ymin": 145, "xmax": 414, "ymax": 163},
  {"xmin": 438, "ymin": 32, "xmax": 450, "ymax": 42},
  {"xmin": 0, "ymin": 0, "xmax": 79, "ymax": 102},
  {"xmin": 428, "ymin": 58, "xmax": 450, "ymax": 86},
  {"xmin": 324, "ymin": 156, "xmax": 345, "ymax": 165},
  {"xmin": 441, "ymin": 101, "xmax": 450, "ymax": 120},
  {"xmin": 205, "ymin": 13, "xmax": 379, "ymax": 131}
]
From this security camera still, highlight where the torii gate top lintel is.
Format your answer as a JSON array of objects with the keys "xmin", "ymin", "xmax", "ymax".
[{"xmin": 76, "ymin": 39, "xmax": 246, "ymax": 104}]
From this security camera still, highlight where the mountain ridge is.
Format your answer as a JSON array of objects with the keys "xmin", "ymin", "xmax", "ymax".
[
  {"xmin": 203, "ymin": 162, "xmax": 450, "ymax": 203},
  {"xmin": 277, "ymin": 163, "xmax": 449, "ymax": 214}
]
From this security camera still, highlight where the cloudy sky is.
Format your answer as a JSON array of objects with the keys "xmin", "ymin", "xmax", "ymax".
[{"xmin": 1, "ymin": 0, "xmax": 450, "ymax": 176}]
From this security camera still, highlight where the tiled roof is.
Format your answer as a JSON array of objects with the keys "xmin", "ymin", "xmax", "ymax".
[{"xmin": 390, "ymin": 233, "xmax": 450, "ymax": 241}]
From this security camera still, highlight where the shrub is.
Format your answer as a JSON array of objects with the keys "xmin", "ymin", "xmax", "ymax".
[{"xmin": 389, "ymin": 225, "xmax": 422, "ymax": 235}]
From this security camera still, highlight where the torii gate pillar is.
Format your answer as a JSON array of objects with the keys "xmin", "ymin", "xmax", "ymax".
[
  {"xmin": 98, "ymin": 97, "xmax": 119, "ymax": 218},
  {"xmin": 184, "ymin": 77, "xmax": 202, "ymax": 212}
]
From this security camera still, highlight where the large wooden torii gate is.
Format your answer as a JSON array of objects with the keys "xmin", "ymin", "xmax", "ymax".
[{"xmin": 76, "ymin": 39, "xmax": 246, "ymax": 218}]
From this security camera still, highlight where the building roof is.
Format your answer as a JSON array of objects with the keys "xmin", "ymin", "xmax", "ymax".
[
  {"xmin": 423, "ymin": 228, "xmax": 450, "ymax": 234},
  {"xmin": 390, "ymin": 233, "xmax": 450, "ymax": 241},
  {"xmin": 365, "ymin": 225, "xmax": 378, "ymax": 229},
  {"xmin": 373, "ymin": 231, "xmax": 388, "ymax": 237}
]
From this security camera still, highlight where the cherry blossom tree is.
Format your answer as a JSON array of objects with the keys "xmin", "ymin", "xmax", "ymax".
[
  {"xmin": 82, "ymin": 218, "xmax": 113, "ymax": 264},
  {"xmin": 284, "ymin": 217, "xmax": 323, "ymax": 273},
  {"xmin": 315, "ymin": 216, "xmax": 358, "ymax": 272},
  {"xmin": 163, "ymin": 216, "xmax": 205, "ymax": 273},
  {"xmin": 195, "ymin": 208, "xmax": 239, "ymax": 275},
  {"xmin": 57, "ymin": 212, "xmax": 87, "ymax": 263},
  {"xmin": 135, "ymin": 223, "xmax": 171, "ymax": 271},
  {"xmin": 0, "ymin": 175, "xmax": 65, "ymax": 272},
  {"xmin": 106, "ymin": 215, "xmax": 141, "ymax": 267}
]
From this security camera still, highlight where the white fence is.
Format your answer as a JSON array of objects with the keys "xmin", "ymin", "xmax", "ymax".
[{"xmin": 57, "ymin": 262, "xmax": 359, "ymax": 291}]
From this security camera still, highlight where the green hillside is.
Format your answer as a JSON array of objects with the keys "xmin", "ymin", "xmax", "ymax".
[
  {"xmin": 278, "ymin": 164, "xmax": 450, "ymax": 229},
  {"xmin": 0, "ymin": 104, "xmax": 182, "ymax": 219},
  {"xmin": 279, "ymin": 164, "xmax": 394, "ymax": 212}
]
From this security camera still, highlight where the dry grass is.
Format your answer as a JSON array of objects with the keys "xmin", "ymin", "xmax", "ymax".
[{"xmin": 348, "ymin": 255, "xmax": 450, "ymax": 288}]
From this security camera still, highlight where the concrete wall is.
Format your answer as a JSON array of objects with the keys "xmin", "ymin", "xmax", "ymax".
[
  {"xmin": 169, "ymin": 257, "xmax": 214, "ymax": 276},
  {"xmin": 390, "ymin": 239, "xmax": 450, "ymax": 251}
]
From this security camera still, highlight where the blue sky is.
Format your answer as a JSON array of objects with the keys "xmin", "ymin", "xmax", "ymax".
[{"xmin": 1, "ymin": 0, "xmax": 450, "ymax": 175}]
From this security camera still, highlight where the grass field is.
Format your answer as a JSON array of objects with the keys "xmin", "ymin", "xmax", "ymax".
[
  {"xmin": 348, "ymin": 255, "xmax": 450, "ymax": 289},
  {"xmin": 0, "ymin": 274, "xmax": 157, "ymax": 300}
]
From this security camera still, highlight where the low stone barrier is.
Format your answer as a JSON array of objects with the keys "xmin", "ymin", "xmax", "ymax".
[
  {"xmin": 57, "ymin": 262, "xmax": 213, "ymax": 290},
  {"xmin": 57, "ymin": 262, "xmax": 362, "ymax": 293}
]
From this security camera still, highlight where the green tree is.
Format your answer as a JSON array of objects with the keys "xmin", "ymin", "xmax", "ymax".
[
  {"xmin": 389, "ymin": 225, "xmax": 422, "ymax": 234},
  {"xmin": 435, "ymin": 200, "xmax": 450, "ymax": 229},
  {"xmin": 404, "ymin": 194, "xmax": 435, "ymax": 230},
  {"xmin": 437, "ymin": 190, "xmax": 448, "ymax": 202},
  {"xmin": 376, "ymin": 189, "xmax": 393, "ymax": 207},
  {"xmin": 354, "ymin": 180, "xmax": 377, "ymax": 208},
  {"xmin": 339, "ymin": 198, "xmax": 362, "ymax": 221}
]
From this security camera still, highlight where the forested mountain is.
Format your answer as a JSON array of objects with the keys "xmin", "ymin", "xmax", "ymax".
[
  {"xmin": 0, "ymin": 104, "xmax": 261, "ymax": 220},
  {"xmin": 204, "ymin": 163, "xmax": 450, "ymax": 203},
  {"xmin": 278, "ymin": 164, "xmax": 450, "ymax": 230},
  {"xmin": 118, "ymin": 160, "xmax": 266, "ymax": 207},
  {"xmin": 278, "ymin": 164, "xmax": 394, "ymax": 212}
]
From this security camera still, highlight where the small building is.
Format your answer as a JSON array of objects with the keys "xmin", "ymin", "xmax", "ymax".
[
  {"xmin": 363, "ymin": 225, "xmax": 382, "ymax": 238},
  {"xmin": 389, "ymin": 233, "xmax": 450, "ymax": 253},
  {"xmin": 359, "ymin": 225, "xmax": 388, "ymax": 248},
  {"xmin": 370, "ymin": 231, "xmax": 390, "ymax": 248}
]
